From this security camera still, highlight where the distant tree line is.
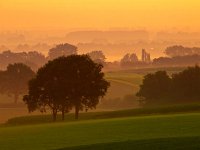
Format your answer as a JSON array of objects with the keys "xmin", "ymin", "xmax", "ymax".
[
  {"xmin": 0, "ymin": 50, "xmax": 46, "ymax": 71},
  {"xmin": 0, "ymin": 43, "xmax": 107, "ymax": 71},
  {"xmin": 119, "ymin": 45, "xmax": 200, "ymax": 68},
  {"xmin": 153, "ymin": 55, "xmax": 200, "ymax": 66},
  {"xmin": 152, "ymin": 45, "xmax": 200, "ymax": 67},
  {"xmin": 165, "ymin": 45, "xmax": 200, "ymax": 57},
  {"xmin": 137, "ymin": 66, "xmax": 200, "ymax": 106},
  {"xmin": 3, "ymin": 43, "xmax": 200, "ymax": 70}
]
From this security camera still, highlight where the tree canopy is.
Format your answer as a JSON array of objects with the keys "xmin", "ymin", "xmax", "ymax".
[
  {"xmin": 137, "ymin": 66, "xmax": 200, "ymax": 106},
  {"xmin": 136, "ymin": 71, "xmax": 171, "ymax": 105},
  {"xmin": 23, "ymin": 55, "xmax": 110, "ymax": 121}
]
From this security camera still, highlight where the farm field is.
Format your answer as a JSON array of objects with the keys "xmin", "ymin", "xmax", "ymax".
[
  {"xmin": 1, "ymin": 112, "xmax": 200, "ymax": 150},
  {"xmin": 0, "ymin": 64, "xmax": 200, "ymax": 150},
  {"xmin": 5, "ymin": 104, "xmax": 200, "ymax": 126},
  {"xmin": 104, "ymin": 66, "xmax": 184, "ymax": 99},
  {"xmin": 105, "ymin": 71, "xmax": 143, "ymax": 98}
]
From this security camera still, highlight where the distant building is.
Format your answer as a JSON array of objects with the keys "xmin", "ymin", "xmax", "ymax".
[{"xmin": 141, "ymin": 49, "xmax": 151, "ymax": 63}]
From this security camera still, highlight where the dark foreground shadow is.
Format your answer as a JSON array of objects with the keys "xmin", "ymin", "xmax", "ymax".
[{"xmin": 56, "ymin": 136, "xmax": 200, "ymax": 150}]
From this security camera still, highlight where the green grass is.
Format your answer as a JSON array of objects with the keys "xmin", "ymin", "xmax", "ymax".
[
  {"xmin": 1, "ymin": 113, "xmax": 200, "ymax": 150},
  {"xmin": 0, "ymin": 68, "xmax": 198, "ymax": 150},
  {"xmin": 105, "ymin": 72, "xmax": 143, "ymax": 86},
  {"xmin": 104, "ymin": 72, "xmax": 142, "ymax": 103},
  {"xmin": 5, "ymin": 104, "xmax": 200, "ymax": 126},
  {"xmin": 58, "ymin": 136, "xmax": 200, "ymax": 150}
]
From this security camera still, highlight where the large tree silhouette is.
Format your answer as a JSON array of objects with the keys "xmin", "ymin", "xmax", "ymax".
[
  {"xmin": 23, "ymin": 55, "xmax": 110, "ymax": 121},
  {"xmin": 65, "ymin": 55, "xmax": 110, "ymax": 119},
  {"xmin": 171, "ymin": 65, "xmax": 200, "ymax": 101},
  {"xmin": 23, "ymin": 63, "xmax": 72, "ymax": 121},
  {"xmin": 0, "ymin": 63, "xmax": 35, "ymax": 103}
]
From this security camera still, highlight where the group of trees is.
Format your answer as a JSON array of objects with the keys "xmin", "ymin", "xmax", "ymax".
[
  {"xmin": 0, "ymin": 54, "xmax": 109, "ymax": 120},
  {"xmin": 137, "ymin": 66, "xmax": 200, "ymax": 106},
  {"xmin": 3, "ymin": 43, "xmax": 200, "ymax": 71},
  {"xmin": 0, "ymin": 51, "xmax": 46, "ymax": 71},
  {"xmin": 23, "ymin": 55, "xmax": 110, "ymax": 121},
  {"xmin": 152, "ymin": 45, "xmax": 200, "ymax": 67},
  {"xmin": 153, "ymin": 55, "xmax": 200, "ymax": 66},
  {"xmin": 165, "ymin": 45, "xmax": 200, "ymax": 57},
  {"xmin": 0, "ymin": 43, "xmax": 107, "ymax": 71}
]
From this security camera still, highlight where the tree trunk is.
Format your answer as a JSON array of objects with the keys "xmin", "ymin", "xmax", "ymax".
[
  {"xmin": 62, "ymin": 108, "xmax": 65, "ymax": 121},
  {"xmin": 75, "ymin": 105, "xmax": 79, "ymax": 120},
  {"xmin": 52, "ymin": 109, "xmax": 57, "ymax": 122},
  {"xmin": 14, "ymin": 93, "xmax": 19, "ymax": 104}
]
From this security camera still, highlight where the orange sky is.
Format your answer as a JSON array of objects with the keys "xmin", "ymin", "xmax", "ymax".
[{"xmin": 1, "ymin": 0, "xmax": 200, "ymax": 31}]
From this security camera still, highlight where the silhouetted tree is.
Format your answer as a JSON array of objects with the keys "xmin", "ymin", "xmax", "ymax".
[
  {"xmin": 48, "ymin": 43, "xmax": 77, "ymax": 60},
  {"xmin": 171, "ymin": 65, "xmax": 200, "ymax": 102},
  {"xmin": 136, "ymin": 71, "xmax": 171, "ymax": 106},
  {"xmin": 23, "ymin": 57, "xmax": 73, "ymax": 121},
  {"xmin": 137, "ymin": 65, "xmax": 200, "ymax": 106},
  {"xmin": 0, "ymin": 63, "xmax": 35, "ymax": 103},
  {"xmin": 64, "ymin": 55, "xmax": 110, "ymax": 119},
  {"xmin": 23, "ymin": 55, "xmax": 110, "ymax": 120}
]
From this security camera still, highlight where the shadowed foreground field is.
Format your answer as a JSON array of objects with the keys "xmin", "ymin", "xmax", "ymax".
[
  {"xmin": 5, "ymin": 104, "xmax": 200, "ymax": 126},
  {"xmin": 1, "ymin": 113, "xmax": 200, "ymax": 150},
  {"xmin": 59, "ymin": 136, "xmax": 200, "ymax": 150}
]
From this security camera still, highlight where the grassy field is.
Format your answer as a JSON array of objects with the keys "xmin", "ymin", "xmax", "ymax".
[
  {"xmin": 104, "ymin": 72, "xmax": 142, "ymax": 100},
  {"xmin": 59, "ymin": 136, "xmax": 200, "ymax": 150},
  {"xmin": 105, "ymin": 72, "xmax": 143, "ymax": 86},
  {"xmin": 4, "ymin": 104, "xmax": 200, "ymax": 126},
  {"xmin": 1, "ymin": 113, "xmax": 200, "ymax": 150},
  {"xmin": 1, "ymin": 67, "xmax": 198, "ymax": 150}
]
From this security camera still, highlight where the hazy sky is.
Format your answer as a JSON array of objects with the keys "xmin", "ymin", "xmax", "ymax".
[{"xmin": 1, "ymin": 0, "xmax": 200, "ymax": 31}]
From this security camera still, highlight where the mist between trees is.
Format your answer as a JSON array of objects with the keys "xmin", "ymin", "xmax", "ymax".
[
  {"xmin": 1, "ymin": 43, "xmax": 200, "ymax": 120},
  {"xmin": 1, "ymin": 43, "xmax": 200, "ymax": 73}
]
